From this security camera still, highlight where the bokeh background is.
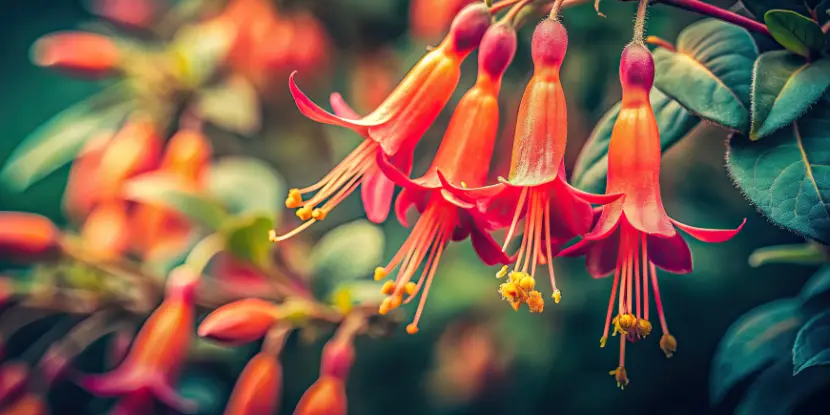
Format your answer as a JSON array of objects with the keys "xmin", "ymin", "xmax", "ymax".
[{"xmin": 0, "ymin": 0, "xmax": 824, "ymax": 414}]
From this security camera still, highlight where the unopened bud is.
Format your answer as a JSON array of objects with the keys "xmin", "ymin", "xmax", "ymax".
[
  {"xmin": 478, "ymin": 23, "xmax": 517, "ymax": 79},
  {"xmin": 321, "ymin": 337, "xmax": 355, "ymax": 381},
  {"xmin": 293, "ymin": 376, "xmax": 347, "ymax": 415},
  {"xmin": 224, "ymin": 352, "xmax": 283, "ymax": 415},
  {"xmin": 0, "ymin": 212, "xmax": 60, "ymax": 263},
  {"xmin": 198, "ymin": 298, "xmax": 281, "ymax": 345},
  {"xmin": 532, "ymin": 19, "xmax": 568, "ymax": 68},
  {"xmin": 447, "ymin": 3, "xmax": 492, "ymax": 55},
  {"xmin": 620, "ymin": 43, "xmax": 655, "ymax": 93},
  {"xmin": 32, "ymin": 32, "xmax": 120, "ymax": 77}
]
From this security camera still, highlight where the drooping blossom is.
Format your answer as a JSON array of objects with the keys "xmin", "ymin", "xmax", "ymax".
[
  {"xmin": 270, "ymin": 3, "xmax": 492, "ymax": 243},
  {"xmin": 223, "ymin": 352, "xmax": 283, "ymax": 415},
  {"xmin": 445, "ymin": 18, "xmax": 619, "ymax": 313},
  {"xmin": 373, "ymin": 20, "xmax": 519, "ymax": 334},
  {"xmin": 79, "ymin": 266, "xmax": 200, "ymax": 412},
  {"xmin": 293, "ymin": 318, "xmax": 358, "ymax": 415},
  {"xmin": 559, "ymin": 43, "xmax": 745, "ymax": 388},
  {"xmin": 198, "ymin": 298, "xmax": 282, "ymax": 345}
]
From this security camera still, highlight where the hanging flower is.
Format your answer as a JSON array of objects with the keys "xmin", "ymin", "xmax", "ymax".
[
  {"xmin": 79, "ymin": 266, "xmax": 200, "ymax": 412},
  {"xmin": 223, "ymin": 352, "xmax": 283, "ymax": 415},
  {"xmin": 270, "ymin": 3, "xmax": 492, "ymax": 243},
  {"xmin": 294, "ymin": 317, "xmax": 358, "ymax": 415},
  {"xmin": 198, "ymin": 298, "xmax": 282, "ymax": 345},
  {"xmin": 559, "ymin": 43, "xmax": 745, "ymax": 388},
  {"xmin": 444, "ymin": 18, "xmax": 620, "ymax": 313},
  {"xmin": 373, "ymin": 21, "xmax": 519, "ymax": 335},
  {"xmin": 0, "ymin": 213, "xmax": 59, "ymax": 263}
]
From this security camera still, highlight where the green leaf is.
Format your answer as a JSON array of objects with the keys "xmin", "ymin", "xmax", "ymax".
[
  {"xmin": 196, "ymin": 75, "xmax": 261, "ymax": 137},
  {"xmin": 0, "ymin": 85, "xmax": 133, "ymax": 191},
  {"xmin": 124, "ymin": 172, "xmax": 227, "ymax": 229},
  {"xmin": 207, "ymin": 157, "xmax": 284, "ymax": 217},
  {"xmin": 742, "ymin": 0, "xmax": 810, "ymax": 19},
  {"xmin": 765, "ymin": 10, "xmax": 825, "ymax": 57},
  {"xmin": 311, "ymin": 220, "xmax": 384, "ymax": 293},
  {"xmin": 222, "ymin": 214, "xmax": 275, "ymax": 269},
  {"xmin": 793, "ymin": 310, "xmax": 830, "ymax": 374},
  {"xmin": 750, "ymin": 52, "xmax": 830, "ymax": 140},
  {"xmin": 801, "ymin": 266, "xmax": 830, "ymax": 305},
  {"xmin": 748, "ymin": 242, "xmax": 827, "ymax": 267},
  {"xmin": 169, "ymin": 21, "xmax": 234, "ymax": 89},
  {"xmin": 571, "ymin": 88, "xmax": 699, "ymax": 193},
  {"xmin": 652, "ymin": 19, "xmax": 758, "ymax": 131},
  {"xmin": 736, "ymin": 360, "xmax": 830, "ymax": 415},
  {"xmin": 710, "ymin": 299, "xmax": 802, "ymax": 405},
  {"xmin": 727, "ymin": 98, "xmax": 830, "ymax": 244}
]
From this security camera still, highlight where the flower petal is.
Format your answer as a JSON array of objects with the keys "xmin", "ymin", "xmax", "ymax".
[
  {"xmin": 670, "ymin": 218, "xmax": 746, "ymax": 243},
  {"xmin": 375, "ymin": 151, "xmax": 433, "ymax": 193},
  {"xmin": 289, "ymin": 72, "xmax": 387, "ymax": 132},
  {"xmin": 470, "ymin": 225, "xmax": 510, "ymax": 265},
  {"xmin": 329, "ymin": 93, "xmax": 360, "ymax": 120},
  {"xmin": 362, "ymin": 147, "xmax": 413, "ymax": 224},
  {"xmin": 647, "ymin": 232, "xmax": 692, "ymax": 274},
  {"xmin": 585, "ymin": 227, "xmax": 620, "ymax": 278},
  {"xmin": 558, "ymin": 237, "xmax": 594, "ymax": 257}
]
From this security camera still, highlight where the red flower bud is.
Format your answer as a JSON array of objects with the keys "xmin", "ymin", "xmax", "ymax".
[
  {"xmin": 160, "ymin": 129, "xmax": 213, "ymax": 186},
  {"xmin": 531, "ymin": 19, "xmax": 568, "ymax": 68},
  {"xmin": 198, "ymin": 298, "xmax": 281, "ymax": 345},
  {"xmin": 63, "ymin": 131, "xmax": 113, "ymax": 221},
  {"xmin": 80, "ymin": 202, "xmax": 130, "ymax": 261},
  {"xmin": 447, "ymin": 3, "xmax": 492, "ymax": 55},
  {"xmin": 96, "ymin": 119, "xmax": 163, "ymax": 202},
  {"xmin": 478, "ymin": 23, "xmax": 518, "ymax": 81},
  {"xmin": 410, "ymin": 0, "xmax": 475, "ymax": 42},
  {"xmin": 223, "ymin": 353, "xmax": 282, "ymax": 415},
  {"xmin": 0, "ymin": 212, "xmax": 59, "ymax": 263},
  {"xmin": 619, "ymin": 43, "xmax": 655, "ymax": 95},
  {"xmin": 293, "ymin": 376, "xmax": 347, "ymax": 415},
  {"xmin": 0, "ymin": 362, "xmax": 29, "ymax": 407},
  {"xmin": 320, "ymin": 337, "xmax": 355, "ymax": 381},
  {"xmin": 32, "ymin": 32, "xmax": 120, "ymax": 77}
]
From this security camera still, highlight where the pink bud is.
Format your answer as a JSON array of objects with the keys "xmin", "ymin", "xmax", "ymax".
[
  {"xmin": 32, "ymin": 32, "xmax": 120, "ymax": 77},
  {"xmin": 620, "ymin": 43, "xmax": 655, "ymax": 92},
  {"xmin": 447, "ymin": 3, "xmax": 492, "ymax": 55},
  {"xmin": 198, "ymin": 298, "xmax": 281, "ymax": 345},
  {"xmin": 478, "ymin": 23, "xmax": 517, "ymax": 80},
  {"xmin": 320, "ymin": 337, "xmax": 355, "ymax": 381},
  {"xmin": 531, "ymin": 19, "xmax": 568, "ymax": 68}
]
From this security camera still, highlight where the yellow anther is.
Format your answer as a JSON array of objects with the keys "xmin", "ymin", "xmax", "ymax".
[
  {"xmin": 507, "ymin": 271, "xmax": 524, "ymax": 283},
  {"xmin": 285, "ymin": 189, "xmax": 303, "ymax": 209},
  {"xmin": 615, "ymin": 313, "xmax": 636, "ymax": 334},
  {"xmin": 519, "ymin": 276, "xmax": 535, "ymax": 292},
  {"xmin": 460, "ymin": 181, "xmax": 468, "ymax": 188},
  {"xmin": 380, "ymin": 281, "xmax": 396, "ymax": 295},
  {"xmin": 498, "ymin": 282, "xmax": 521, "ymax": 303},
  {"xmin": 404, "ymin": 282, "xmax": 416, "ymax": 295},
  {"xmin": 296, "ymin": 206, "xmax": 313, "ymax": 221},
  {"xmin": 552, "ymin": 289, "xmax": 562, "ymax": 304},
  {"xmin": 527, "ymin": 290, "xmax": 544, "ymax": 313},
  {"xmin": 660, "ymin": 333, "xmax": 677, "ymax": 358},
  {"xmin": 609, "ymin": 367, "xmax": 629, "ymax": 390},
  {"xmin": 406, "ymin": 324, "xmax": 419, "ymax": 334},
  {"xmin": 600, "ymin": 336, "xmax": 608, "ymax": 348},
  {"xmin": 510, "ymin": 300, "xmax": 521, "ymax": 311},
  {"xmin": 374, "ymin": 267, "xmax": 388, "ymax": 281},
  {"xmin": 311, "ymin": 208, "xmax": 328, "ymax": 221},
  {"xmin": 378, "ymin": 298, "xmax": 392, "ymax": 315},
  {"xmin": 268, "ymin": 230, "xmax": 278, "ymax": 242},
  {"xmin": 388, "ymin": 295, "xmax": 402, "ymax": 310},
  {"xmin": 496, "ymin": 265, "xmax": 508, "ymax": 279},
  {"xmin": 636, "ymin": 319, "xmax": 652, "ymax": 338}
]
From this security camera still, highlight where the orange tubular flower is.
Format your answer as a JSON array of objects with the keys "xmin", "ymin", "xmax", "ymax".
[
  {"xmin": 0, "ymin": 213, "xmax": 59, "ymax": 263},
  {"xmin": 32, "ymin": 32, "xmax": 120, "ymax": 78},
  {"xmin": 373, "ymin": 21, "xmax": 518, "ymax": 335},
  {"xmin": 559, "ymin": 43, "xmax": 745, "ymax": 388},
  {"xmin": 223, "ymin": 352, "xmax": 283, "ymax": 415},
  {"xmin": 294, "ymin": 323, "xmax": 356, "ymax": 415},
  {"xmin": 445, "ymin": 19, "xmax": 619, "ymax": 313},
  {"xmin": 272, "ymin": 3, "xmax": 492, "ymax": 241},
  {"xmin": 80, "ymin": 266, "xmax": 199, "ymax": 412},
  {"xmin": 198, "ymin": 298, "xmax": 282, "ymax": 345}
]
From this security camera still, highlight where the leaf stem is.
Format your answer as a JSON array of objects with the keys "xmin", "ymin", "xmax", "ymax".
[{"xmin": 658, "ymin": 0, "xmax": 771, "ymax": 36}]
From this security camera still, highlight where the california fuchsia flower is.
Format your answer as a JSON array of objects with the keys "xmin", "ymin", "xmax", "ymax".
[
  {"xmin": 446, "ymin": 19, "xmax": 619, "ymax": 313},
  {"xmin": 271, "ymin": 3, "xmax": 491, "ymax": 242},
  {"xmin": 373, "ymin": 21, "xmax": 518, "ymax": 334},
  {"xmin": 294, "ymin": 324, "xmax": 356, "ymax": 415},
  {"xmin": 80, "ymin": 266, "xmax": 199, "ymax": 412},
  {"xmin": 32, "ymin": 32, "xmax": 120, "ymax": 78},
  {"xmin": 0, "ymin": 212, "xmax": 59, "ymax": 263},
  {"xmin": 223, "ymin": 352, "xmax": 282, "ymax": 415},
  {"xmin": 559, "ymin": 43, "xmax": 745, "ymax": 388},
  {"xmin": 198, "ymin": 298, "xmax": 282, "ymax": 345}
]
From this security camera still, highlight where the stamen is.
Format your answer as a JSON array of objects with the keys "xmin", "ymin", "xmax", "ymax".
[
  {"xmin": 544, "ymin": 198, "xmax": 558, "ymax": 300},
  {"xmin": 503, "ymin": 188, "xmax": 528, "ymax": 251},
  {"xmin": 521, "ymin": 192, "xmax": 539, "ymax": 274},
  {"xmin": 406, "ymin": 227, "xmax": 449, "ymax": 334},
  {"xmin": 642, "ymin": 233, "xmax": 649, "ymax": 321},
  {"xmin": 601, "ymin": 253, "xmax": 623, "ymax": 347},
  {"xmin": 650, "ymin": 262, "xmax": 669, "ymax": 335},
  {"xmin": 529, "ymin": 191, "xmax": 543, "ymax": 278},
  {"xmin": 269, "ymin": 219, "xmax": 317, "ymax": 242},
  {"xmin": 635, "ymin": 233, "xmax": 641, "ymax": 318}
]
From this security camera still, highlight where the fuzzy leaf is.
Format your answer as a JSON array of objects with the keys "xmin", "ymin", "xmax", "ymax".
[
  {"xmin": 222, "ymin": 214, "xmax": 275, "ymax": 269},
  {"xmin": 124, "ymin": 172, "xmax": 226, "ymax": 229},
  {"xmin": 793, "ymin": 310, "xmax": 830, "ymax": 375},
  {"xmin": 736, "ymin": 359, "xmax": 830, "ymax": 415},
  {"xmin": 727, "ymin": 97, "xmax": 830, "ymax": 244},
  {"xmin": 207, "ymin": 157, "xmax": 284, "ymax": 218},
  {"xmin": 0, "ymin": 85, "xmax": 133, "ymax": 191},
  {"xmin": 710, "ymin": 299, "xmax": 802, "ymax": 405},
  {"xmin": 652, "ymin": 19, "xmax": 757, "ymax": 131},
  {"xmin": 571, "ymin": 88, "xmax": 699, "ymax": 193},
  {"xmin": 765, "ymin": 10, "xmax": 825, "ymax": 57},
  {"xmin": 750, "ymin": 52, "xmax": 830, "ymax": 140}
]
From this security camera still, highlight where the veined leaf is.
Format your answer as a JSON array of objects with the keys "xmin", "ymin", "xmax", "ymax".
[
  {"xmin": 571, "ymin": 88, "xmax": 699, "ymax": 193},
  {"xmin": 124, "ymin": 172, "xmax": 226, "ymax": 229},
  {"xmin": 736, "ymin": 359, "xmax": 830, "ymax": 415},
  {"xmin": 801, "ymin": 265, "xmax": 830, "ymax": 305},
  {"xmin": 652, "ymin": 19, "xmax": 758, "ymax": 131},
  {"xmin": 793, "ymin": 310, "xmax": 830, "ymax": 374},
  {"xmin": 727, "ymin": 97, "xmax": 830, "ymax": 244},
  {"xmin": 1, "ymin": 84, "xmax": 133, "ymax": 191},
  {"xmin": 710, "ymin": 299, "xmax": 802, "ymax": 405},
  {"xmin": 764, "ymin": 10, "xmax": 825, "ymax": 58},
  {"xmin": 750, "ymin": 52, "xmax": 830, "ymax": 140}
]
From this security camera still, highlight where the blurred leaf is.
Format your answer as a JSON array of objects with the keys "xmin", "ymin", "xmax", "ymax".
[
  {"xmin": 222, "ymin": 214, "xmax": 275, "ymax": 269},
  {"xmin": 748, "ymin": 242, "xmax": 827, "ymax": 267},
  {"xmin": 311, "ymin": 220, "xmax": 384, "ymax": 291},
  {"xmin": 124, "ymin": 172, "xmax": 226, "ymax": 229},
  {"xmin": 329, "ymin": 281, "xmax": 387, "ymax": 314},
  {"xmin": 736, "ymin": 359, "xmax": 830, "ymax": 415},
  {"xmin": 196, "ymin": 75, "xmax": 261, "ymax": 137},
  {"xmin": 741, "ymin": 0, "xmax": 810, "ymax": 19},
  {"xmin": 750, "ymin": 52, "xmax": 830, "ymax": 140},
  {"xmin": 764, "ymin": 10, "xmax": 825, "ymax": 57},
  {"xmin": 170, "ymin": 20, "xmax": 234, "ymax": 89},
  {"xmin": 177, "ymin": 371, "xmax": 227, "ymax": 415},
  {"xmin": 0, "ymin": 85, "xmax": 133, "ymax": 191},
  {"xmin": 208, "ymin": 157, "xmax": 284, "ymax": 217},
  {"xmin": 652, "ymin": 19, "xmax": 757, "ymax": 131},
  {"xmin": 710, "ymin": 299, "xmax": 802, "ymax": 405},
  {"xmin": 793, "ymin": 310, "xmax": 830, "ymax": 374},
  {"xmin": 571, "ymin": 88, "xmax": 699, "ymax": 193},
  {"xmin": 801, "ymin": 265, "xmax": 830, "ymax": 305},
  {"xmin": 727, "ymin": 97, "xmax": 830, "ymax": 244}
]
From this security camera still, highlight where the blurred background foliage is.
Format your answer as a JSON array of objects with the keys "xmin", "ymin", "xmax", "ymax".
[{"xmin": 0, "ymin": 0, "xmax": 827, "ymax": 414}]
